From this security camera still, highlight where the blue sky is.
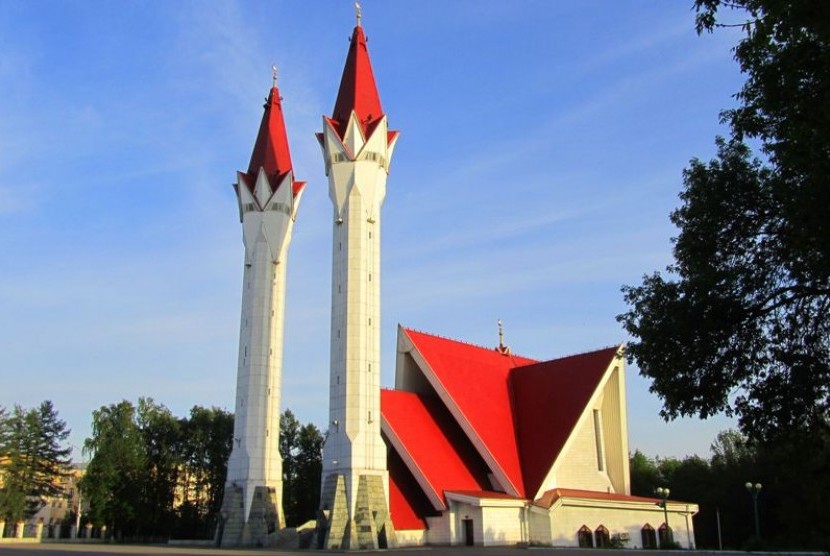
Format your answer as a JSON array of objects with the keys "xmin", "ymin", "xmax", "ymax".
[{"xmin": 1, "ymin": 1, "xmax": 744, "ymax": 460}]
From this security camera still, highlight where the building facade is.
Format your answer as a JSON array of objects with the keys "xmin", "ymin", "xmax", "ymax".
[
  {"xmin": 212, "ymin": 6, "xmax": 698, "ymax": 550},
  {"xmin": 381, "ymin": 327, "xmax": 698, "ymax": 547}
]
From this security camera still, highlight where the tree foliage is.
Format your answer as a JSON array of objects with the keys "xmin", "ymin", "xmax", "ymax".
[
  {"xmin": 0, "ymin": 401, "xmax": 72, "ymax": 522},
  {"xmin": 280, "ymin": 409, "xmax": 323, "ymax": 527},
  {"xmin": 619, "ymin": 0, "xmax": 830, "ymax": 438},
  {"xmin": 80, "ymin": 401, "xmax": 322, "ymax": 539},
  {"xmin": 176, "ymin": 405, "xmax": 233, "ymax": 538},
  {"xmin": 81, "ymin": 399, "xmax": 232, "ymax": 540},
  {"xmin": 632, "ymin": 427, "xmax": 830, "ymax": 550},
  {"xmin": 81, "ymin": 400, "xmax": 146, "ymax": 535}
]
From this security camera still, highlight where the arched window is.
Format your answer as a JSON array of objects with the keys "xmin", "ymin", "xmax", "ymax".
[
  {"xmin": 577, "ymin": 525, "xmax": 593, "ymax": 548},
  {"xmin": 641, "ymin": 523, "xmax": 657, "ymax": 549},
  {"xmin": 595, "ymin": 525, "xmax": 610, "ymax": 548},
  {"xmin": 658, "ymin": 523, "xmax": 673, "ymax": 548}
]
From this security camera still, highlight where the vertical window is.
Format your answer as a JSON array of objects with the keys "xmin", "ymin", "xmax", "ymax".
[
  {"xmin": 593, "ymin": 409, "xmax": 605, "ymax": 471},
  {"xmin": 577, "ymin": 526, "xmax": 593, "ymax": 548},
  {"xmin": 641, "ymin": 524, "xmax": 657, "ymax": 549},
  {"xmin": 595, "ymin": 525, "xmax": 610, "ymax": 548},
  {"xmin": 658, "ymin": 523, "xmax": 672, "ymax": 548}
]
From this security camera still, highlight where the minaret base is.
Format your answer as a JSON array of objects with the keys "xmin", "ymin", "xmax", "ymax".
[
  {"xmin": 216, "ymin": 485, "xmax": 284, "ymax": 547},
  {"xmin": 315, "ymin": 474, "xmax": 396, "ymax": 550}
]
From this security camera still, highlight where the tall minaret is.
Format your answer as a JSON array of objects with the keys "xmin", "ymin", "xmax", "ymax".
[
  {"xmin": 218, "ymin": 68, "xmax": 305, "ymax": 547},
  {"xmin": 316, "ymin": 4, "xmax": 399, "ymax": 550}
]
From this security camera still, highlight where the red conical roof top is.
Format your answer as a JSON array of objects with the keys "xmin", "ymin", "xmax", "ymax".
[
  {"xmin": 248, "ymin": 86, "xmax": 294, "ymax": 184},
  {"xmin": 330, "ymin": 25, "xmax": 385, "ymax": 138}
]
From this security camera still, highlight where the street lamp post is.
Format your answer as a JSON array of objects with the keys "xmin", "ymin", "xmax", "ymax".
[
  {"xmin": 656, "ymin": 487, "xmax": 672, "ymax": 546},
  {"xmin": 745, "ymin": 482, "xmax": 762, "ymax": 539}
]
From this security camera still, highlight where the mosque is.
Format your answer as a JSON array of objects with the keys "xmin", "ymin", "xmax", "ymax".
[{"xmin": 215, "ymin": 5, "xmax": 698, "ymax": 550}]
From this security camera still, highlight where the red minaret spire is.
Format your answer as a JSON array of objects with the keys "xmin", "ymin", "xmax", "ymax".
[
  {"xmin": 324, "ymin": 16, "xmax": 399, "ymax": 149},
  {"xmin": 249, "ymin": 86, "xmax": 293, "ymax": 181},
  {"xmin": 330, "ymin": 24, "xmax": 383, "ymax": 139},
  {"xmin": 241, "ymin": 69, "xmax": 305, "ymax": 199}
]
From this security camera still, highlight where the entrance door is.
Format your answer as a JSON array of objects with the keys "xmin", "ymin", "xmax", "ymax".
[{"xmin": 463, "ymin": 518, "xmax": 474, "ymax": 546}]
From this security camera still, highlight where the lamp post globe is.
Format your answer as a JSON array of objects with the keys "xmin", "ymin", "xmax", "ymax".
[
  {"xmin": 745, "ymin": 482, "xmax": 762, "ymax": 539},
  {"xmin": 656, "ymin": 487, "xmax": 672, "ymax": 545}
]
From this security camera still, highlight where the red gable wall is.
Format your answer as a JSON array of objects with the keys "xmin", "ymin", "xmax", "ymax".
[{"xmin": 510, "ymin": 347, "xmax": 619, "ymax": 497}]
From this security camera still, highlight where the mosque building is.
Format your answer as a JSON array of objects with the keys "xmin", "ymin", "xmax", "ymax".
[{"xmin": 219, "ymin": 4, "xmax": 697, "ymax": 549}]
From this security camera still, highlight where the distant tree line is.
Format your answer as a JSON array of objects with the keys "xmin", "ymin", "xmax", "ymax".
[
  {"xmin": 0, "ymin": 401, "xmax": 71, "ymax": 522},
  {"xmin": 80, "ymin": 399, "xmax": 322, "ymax": 541},
  {"xmin": 80, "ymin": 399, "xmax": 233, "ymax": 540},
  {"xmin": 631, "ymin": 429, "xmax": 830, "ymax": 550}
]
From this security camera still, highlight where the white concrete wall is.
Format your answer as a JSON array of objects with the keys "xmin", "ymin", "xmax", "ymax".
[
  {"xmin": 396, "ymin": 529, "xmax": 427, "ymax": 546},
  {"xmin": 551, "ymin": 410, "xmax": 613, "ymax": 492},
  {"xmin": 425, "ymin": 514, "xmax": 452, "ymax": 545},
  {"xmin": 480, "ymin": 506, "xmax": 526, "ymax": 546},
  {"xmin": 601, "ymin": 364, "xmax": 630, "ymax": 495},
  {"xmin": 546, "ymin": 503, "xmax": 695, "ymax": 549},
  {"xmin": 528, "ymin": 508, "xmax": 553, "ymax": 545}
]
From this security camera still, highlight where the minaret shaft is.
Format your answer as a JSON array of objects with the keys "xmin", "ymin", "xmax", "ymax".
[
  {"xmin": 318, "ymin": 132, "xmax": 395, "ymax": 548},
  {"xmin": 324, "ymin": 173, "xmax": 387, "ymax": 491},
  {"xmin": 226, "ymin": 226, "xmax": 290, "ymax": 519},
  {"xmin": 218, "ymin": 81, "xmax": 304, "ymax": 547}
]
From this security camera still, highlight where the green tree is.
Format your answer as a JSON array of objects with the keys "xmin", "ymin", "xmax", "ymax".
[
  {"xmin": 293, "ymin": 422, "xmax": 323, "ymax": 525},
  {"xmin": 279, "ymin": 410, "xmax": 323, "ymax": 527},
  {"xmin": 137, "ymin": 398, "xmax": 182, "ymax": 537},
  {"xmin": 280, "ymin": 410, "xmax": 301, "ymax": 525},
  {"xmin": 176, "ymin": 406, "xmax": 233, "ymax": 539},
  {"xmin": 81, "ymin": 400, "xmax": 146, "ymax": 537},
  {"xmin": 753, "ymin": 427, "xmax": 830, "ymax": 549},
  {"xmin": 629, "ymin": 450, "xmax": 660, "ymax": 497},
  {"xmin": 0, "ymin": 401, "xmax": 71, "ymax": 521},
  {"xmin": 618, "ymin": 0, "xmax": 830, "ymax": 438}
]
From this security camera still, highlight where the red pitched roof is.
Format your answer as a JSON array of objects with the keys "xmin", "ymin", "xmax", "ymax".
[
  {"xmin": 330, "ymin": 25, "xmax": 383, "ymax": 139},
  {"xmin": 445, "ymin": 490, "xmax": 526, "ymax": 501},
  {"xmin": 533, "ymin": 488, "xmax": 662, "ymax": 509},
  {"xmin": 402, "ymin": 329, "xmax": 535, "ymax": 497},
  {"xmin": 381, "ymin": 390, "xmax": 490, "ymax": 508},
  {"xmin": 388, "ymin": 447, "xmax": 438, "ymax": 530},
  {"xmin": 244, "ymin": 86, "xmax": 304, "ymax": 197},
  {"xmin": 511, "ymin": 347, "xmax": 620, "ymax": 497},
  {"xmin": 383, "ymin": 328, "xmax": 622, "ymax": 506}
]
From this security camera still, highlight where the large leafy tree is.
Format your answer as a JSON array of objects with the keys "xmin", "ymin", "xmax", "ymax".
[
  {"xmin": 82, "ymin": 399, "xmax": 233, "ymax": 540},
  {"xmin": 0, "ymin": 402, "xmax": 71, "ymax": 522},
  {"xmin": 176, "ymin": 406, "xmax": 233, "ymax": 538},
  {"xmin": 619, "ymin": 0, "xmax": 830, "ymax": 438},
  {"xmin": 81, "ymin": 400, "xmax": 146, "ymax": 536},
  {"xmin": 279, "ymin": 410, "xmax": 323, "ymax": 527},
  {"xmin": 137, "ymin": 398, "xmax": 182, "ymax": 537}
]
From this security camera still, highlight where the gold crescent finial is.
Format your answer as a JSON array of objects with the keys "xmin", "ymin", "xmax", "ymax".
[
  {"xmin": 354, "ymin": 1, "xmax": 362, "ymax": 26},
  {"xmin": 272, "ymin": 65, "xmax": 278, "ymax": 87}
]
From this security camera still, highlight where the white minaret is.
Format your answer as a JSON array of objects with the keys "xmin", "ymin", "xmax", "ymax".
[
  {"xmin": 218, "ymin": 69, "xmax": 305, "ymax": 547},
  {"xmin": 316, "ymin": 6, "xmax": 399, "ymax": 550}
]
